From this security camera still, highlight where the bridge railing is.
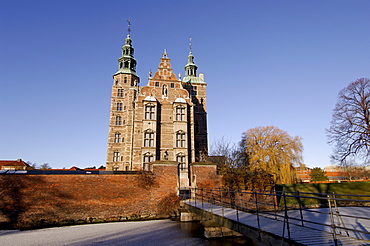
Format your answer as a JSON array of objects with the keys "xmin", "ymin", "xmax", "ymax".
[{"xmin": 189, "ymin": 187, "xmax": 370, "ymax": 244}]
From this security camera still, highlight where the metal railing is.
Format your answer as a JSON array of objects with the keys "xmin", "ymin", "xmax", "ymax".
[{"xmin": 187, "ymin": 187, "xmax": 370, "ymax": 245}]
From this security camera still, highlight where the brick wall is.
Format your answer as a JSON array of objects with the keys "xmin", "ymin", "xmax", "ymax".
[
  {"xmin": 190, "ymin": 163, "xmax": 221, "ymax": 188},
  {"xmin": 0, "ymin": 164, "xmax": 179, "ymax": 229}
]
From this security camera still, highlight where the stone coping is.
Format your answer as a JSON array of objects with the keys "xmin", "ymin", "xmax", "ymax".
[{"xmin": 190, "ymin": 162, "xmax": 217, "ymax": 166}]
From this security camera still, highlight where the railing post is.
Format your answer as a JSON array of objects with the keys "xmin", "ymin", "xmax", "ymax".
[
  {"xmin": 210, "ymin": 188, "xmax": 213, "ymax": 213},
  {"xmin": 283, "ymin": 193, "xmax": 291, "ymax": 241},
  {"xmin": 328, "ymin": 194, "xmax": 338, "ymax": 246},
  {"xmin": 297, "ymin": 191, "xmax": 304, "ymax": 227},
  {"xmin": 221, "ymin": 187, "xmax": 224, "ymax": 217},
  {"xmin": 236, "ymin": 190, "xmax": 239, "ymax": 223},
  {"xmin": 332, "ymin": 192, "xmax": 349, "ymax": 236},
  {"xmin": 254, "ymin": 190, "xmax": 261, "ymax": 241},
  {"xmin": 194, "ymin": 187, "xmax": 197, "ymax": 206},
  {"xmin": 201, "ymin": 188, "xmax": 204, "ymax": 209},
  {"xmin": 272, "ymin": 189, "xmax": 277, "ymax": 220}
]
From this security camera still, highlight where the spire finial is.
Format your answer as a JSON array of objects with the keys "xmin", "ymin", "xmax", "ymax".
[
  {"xmin": 189, "ymin": 34, "xmax": 192, "ymax": 53},
  {"xmin": 163, "ymin": 49, "xmax": 168, "ymax": 58},
  {"xmin": 127, "ymin": 18, "xmax": 131, "ymax": 35}
]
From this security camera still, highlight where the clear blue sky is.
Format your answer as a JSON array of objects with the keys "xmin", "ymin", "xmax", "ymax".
[{"xmin": 1, "ymin": 0, "xmax": 369, "ymax": 169}]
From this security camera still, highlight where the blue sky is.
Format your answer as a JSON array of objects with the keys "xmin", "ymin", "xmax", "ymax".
[{"xmin": 1, "ymin": 0, "xmax": 369, "ymax": 169}]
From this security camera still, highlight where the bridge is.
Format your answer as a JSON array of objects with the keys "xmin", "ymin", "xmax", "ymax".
[{"xmin": 181, "ymin": 188, "xmax": 370, "ymax": 246}]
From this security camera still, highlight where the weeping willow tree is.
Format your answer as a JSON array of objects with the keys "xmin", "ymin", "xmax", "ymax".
[{"xmin": 245, "ymin": 126, "xmax": 303, "ymax": 184}]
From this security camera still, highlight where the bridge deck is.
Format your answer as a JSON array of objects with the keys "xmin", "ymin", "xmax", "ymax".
[{"xmin": 183, "ymin": 199, "xmax": 370, "ymax": 246}]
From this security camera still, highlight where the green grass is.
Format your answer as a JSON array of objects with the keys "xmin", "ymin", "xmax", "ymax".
[{"xmin": 275, "ymin": 181, "xmax": 370, "ymax": 207}]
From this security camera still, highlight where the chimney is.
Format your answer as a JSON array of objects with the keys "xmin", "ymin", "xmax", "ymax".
[{"xmin": 199, "ymin": 73, "xmax": 204, "ymax": 81}]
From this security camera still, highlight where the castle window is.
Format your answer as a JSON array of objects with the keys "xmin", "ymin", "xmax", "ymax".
[
  {"xmin": 114, "ymin": 133, "xmax": 121, "ymax": 143},
  {"xmin": 170, "ymin": 83, "xmax": 174, "ymax": 88},
  {"xmin": 115, "ymin": 116, "xmax": 122, "ymax": 125},
  {"xmin": 113, "ymin": 151, "xmax": 120, "ymax": 162},
  {"xmin": 176, "ymin": 106, "xmax": 186, "ymax": 121},
  {"xmin": 124, "ymin": 77, "xmax": 127, "ymax": 83},
  {"xmin": 144, "ymin": 131, "xmax": 154, "ymax": 147},
  {"xmin": 155, "ymin": 82, "xmax": 159, "ymax": 87},
  {"xmin": 176, "ymin": 155, "xmax": 186, "ymax": 170},
  {"xmin": 143, "ymin": 152, "xmax": 154, "ymax": 171},
  {"xmin": 116, "ymin": 102, "xmax": 123, "ymax": 111},
  {"xmin": 145, "ymin": 104, "xmax": 155, "ymax": 120},
  {"xmin": 176, "ymin": 131, "xmax": 186, "ymax": 148},
  {"xmin": 117, "ymin": 89, "xmax": 124, "ymax": 97}
]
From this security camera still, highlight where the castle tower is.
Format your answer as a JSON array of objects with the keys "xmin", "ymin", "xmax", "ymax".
[
  {"xmin": 106, "ymin": 30, "xmax": 208, "ymax": 187},
  {"xmin": 106, "ymin": 32, "xmax": 140, "ymax": 171}
]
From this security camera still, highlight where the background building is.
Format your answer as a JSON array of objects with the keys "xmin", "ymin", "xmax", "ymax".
[{"xmin": 106, "ymin": 32, "xmax": 208, "ymax": 186}]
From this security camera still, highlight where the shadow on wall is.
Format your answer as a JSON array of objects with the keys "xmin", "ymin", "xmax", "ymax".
[{"xmin": 0, "ymin": 175, "xmax": 71, "ymax": 229}]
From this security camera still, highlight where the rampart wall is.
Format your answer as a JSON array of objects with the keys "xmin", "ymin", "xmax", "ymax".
[{"xmin": 0, "ymin": 163, "xmax": 220, "ymax": 229}]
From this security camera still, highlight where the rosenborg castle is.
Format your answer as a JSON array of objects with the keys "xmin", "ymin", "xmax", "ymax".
[{"xmin": 106, "ymin": 30, "xmax": 208, "ymax": 179}]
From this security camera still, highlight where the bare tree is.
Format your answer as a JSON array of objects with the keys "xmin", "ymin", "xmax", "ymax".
[
  {"xmin": 39, "ymin": 163, "xmax": 52, "ymax": 170},
  {"xmin": 327, "ymin": 78, "xmax": 370, "ymax": 163},
  {"xmin": 244, "ymin": 126, "xmax": 303, "ymax": 184}
]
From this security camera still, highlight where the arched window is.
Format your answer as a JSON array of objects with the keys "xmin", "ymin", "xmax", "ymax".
[
  {"xmin": 144, "ymin": 104, "xmax": 155, "ymax": 120},
  {"xmin": 143, "ymin": 130, "xmax": 155, "ymax": 147},
  {"xmin": 114, "ymin": 133, "xmax": 121, "ymax": 143},
  {"xmin": 176, "ymin": 131, "xmax": 186, "ymax": 148},
  {"xmin": 115, "ymin": 116, "xmax": 122, "ymax": 125}
]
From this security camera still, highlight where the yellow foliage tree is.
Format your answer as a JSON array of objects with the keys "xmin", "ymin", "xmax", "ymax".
[{"xmin": 244, "ymin": 126, "xmax": 303, "ymax": 184}]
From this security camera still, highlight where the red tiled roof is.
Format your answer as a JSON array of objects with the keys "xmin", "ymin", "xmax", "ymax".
[{"xmin": 0, "ymin": 159, "xmax": 29, "ymax": 168}]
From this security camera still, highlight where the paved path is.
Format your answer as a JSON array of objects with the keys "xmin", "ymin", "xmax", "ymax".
[
  {"xmin": 184, "ymin": 200, "xmax": 370, "ymax": 246},
  {"xmin": 0, "ymin": 220, "xmax": 210, "ymax": 246}
]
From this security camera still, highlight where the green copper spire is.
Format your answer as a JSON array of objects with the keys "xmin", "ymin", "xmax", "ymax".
[
  {"xmin": 115, "ymin": 20, "xmax": 137, "ymax": 76},
  {"xmin": 182, "ymin": 36, "xmax": 204, "ymax": 83}
]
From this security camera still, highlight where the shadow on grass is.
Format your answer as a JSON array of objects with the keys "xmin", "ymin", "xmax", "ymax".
[{"xmin": 275, "ymin": 183, "xmax": 331, "ymax": 208}]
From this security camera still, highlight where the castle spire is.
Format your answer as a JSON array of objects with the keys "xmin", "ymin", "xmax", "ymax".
[
  {"xmin": 115, "ymin": 19, "xmax": 137, "ymax": 76},
  {"xmin": 184, "ymin": 35, "xmax": 198, "ymax": 78}
]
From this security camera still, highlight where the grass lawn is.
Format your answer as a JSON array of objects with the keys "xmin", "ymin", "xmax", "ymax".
[{"xmin": 275, "ymin": 181, "xmax": 370, "ymax": 207}]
